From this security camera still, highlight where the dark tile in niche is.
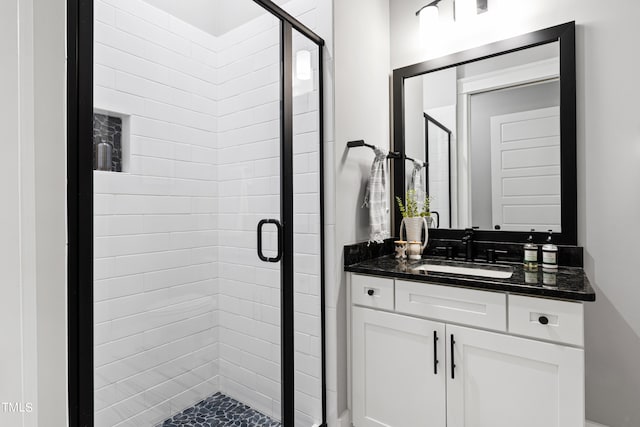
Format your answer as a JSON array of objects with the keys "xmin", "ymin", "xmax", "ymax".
[{"xmin": 93, "ymin": 112, "xmax": 122, "ymax": 172}]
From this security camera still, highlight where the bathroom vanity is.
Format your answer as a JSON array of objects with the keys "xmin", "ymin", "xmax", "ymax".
[
  {"xmin": 345, "ymin": 251, "xmax": 594, "ymax": 427},
  {"xmin": 345, "ymin": 19, "xmax": 594, "ymax": 427}
]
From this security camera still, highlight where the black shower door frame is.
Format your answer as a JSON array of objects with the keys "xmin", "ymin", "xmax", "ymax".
[{"xmin": 67, "ymin": 0, "xmax": 327, "ymax": 425}]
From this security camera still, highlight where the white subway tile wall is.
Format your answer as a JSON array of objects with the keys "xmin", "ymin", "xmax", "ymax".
[
  {"xmin": 93, "ymin": 0, "xmax": 323, "ymax": 426},
  {"xmin": 94, "ymin": 0, "xmax": 219, "ymax": 425},
  {"xmin": 215, "ymin": 8, "xmax": 283, "ymax": 419},
  {"xmin": 292, "ymin": 30, "xmax": 323, "ymax": 427}
]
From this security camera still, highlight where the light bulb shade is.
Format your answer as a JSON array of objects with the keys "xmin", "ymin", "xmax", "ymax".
[
  {"xmin": 418, "ymin": 5, "xmax": 439, "ymax": 32},
  {"xmin": 295, "ymin": 50, "xmax": 312, "ymax": 81},
  {"xmin": 419, "ymin": 5, "xmax": 439, "ymax": 43}
]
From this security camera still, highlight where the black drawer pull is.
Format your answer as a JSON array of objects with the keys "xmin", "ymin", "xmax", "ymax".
[
  {"xmin": 538, "ymin": 316, "xmax": 549, "ymax": 325},
  {"xmin": 367, "ymin": 289, "xmax": 375, "ymax": 296},
  {"xmin": 451, "ymin": 334, "xmax": 456, "ymax": 379},
  {"xmin": 433, "ymin": 331, "xmax": 439, "ymax": 375}
]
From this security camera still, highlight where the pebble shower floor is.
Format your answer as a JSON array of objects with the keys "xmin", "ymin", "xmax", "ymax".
[{"xmin": 157, "ymin": 393, "xmax": 282, "ymax": 427}]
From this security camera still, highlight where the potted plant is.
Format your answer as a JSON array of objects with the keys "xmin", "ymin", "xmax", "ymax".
[{"xmin": 396, "ymin": 190, "xmax": 431, "ymax": 255}]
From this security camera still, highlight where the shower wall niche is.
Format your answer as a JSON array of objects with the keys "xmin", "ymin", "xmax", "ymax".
[
  {"xmin": 92, "ymin": 0, "xmax": 323, "ymax": 426},
  {"xmin": 93, "ymin": 112, "xmax": 124, "ymax": 172}
]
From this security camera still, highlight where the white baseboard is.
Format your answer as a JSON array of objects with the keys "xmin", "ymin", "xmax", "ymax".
[
  {"xmin": 335, "ymin": 410, "xmax": 603, "ymax": 427},
  {"xmin": 337, "ymin": 409, "xmax": 350, "ymax": 427},
  {"xmin": 335, "ymin": 413, "xmax": 603, "ymax": 427},
  {"xmin": 335, "ymin": 413, "xmax": 604, "ymax": 427}
]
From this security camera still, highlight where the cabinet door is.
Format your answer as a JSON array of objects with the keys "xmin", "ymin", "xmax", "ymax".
[
  {"xmin": 446, "ymin": 325, "xmax": 584, "ymax": 427},
  {"xmin": 352, "ymin": 306, "xmax": 446, "ymax": 427}
]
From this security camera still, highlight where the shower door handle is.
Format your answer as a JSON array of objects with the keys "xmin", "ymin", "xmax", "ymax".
[{"xmin": 257, "ymin": 219, "xmax": 283, "ymax": 263}]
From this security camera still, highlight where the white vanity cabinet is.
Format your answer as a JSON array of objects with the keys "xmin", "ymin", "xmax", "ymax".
[
  {"xmin": 350, "ymin": 274, "xmax": 586, "ymax": 427},
  {"xmin": 446, "ymin": 325, "xmax": 584, "ymax": 427},
  {"xmin": 352, "ymin": 307, "xmax": 446, "ymax": 427}
]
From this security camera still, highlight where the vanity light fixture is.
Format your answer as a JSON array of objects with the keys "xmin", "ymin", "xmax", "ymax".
[
  {"xmin": 416, "ymin": 0, "xmax": 443, "ymax": 30},
  {"xmin": 416, "ymin": 0, "xmax": 488, "ymax": 28}
]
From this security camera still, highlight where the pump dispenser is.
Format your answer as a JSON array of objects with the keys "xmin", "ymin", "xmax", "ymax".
[
  {"xmin": 542, "ymin": 230, "xmax": 559, "ymax": 270},
  {"xmin": 523, "ymin": 229, "xmax": 538, "ymax": 269}
]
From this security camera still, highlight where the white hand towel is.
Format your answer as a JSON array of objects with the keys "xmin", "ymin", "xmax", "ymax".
[
  {"xmin": 409, "ymin": 160, "xmax": 424, "ymax": 195},
  {"xmin": 362, "ymin": 147, "xmax": 390, "ymax": 243}
]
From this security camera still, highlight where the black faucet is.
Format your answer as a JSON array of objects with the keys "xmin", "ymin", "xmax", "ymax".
[{"xmin": 462, "ymin": 227, "xmax": 477, "ymax": 261}]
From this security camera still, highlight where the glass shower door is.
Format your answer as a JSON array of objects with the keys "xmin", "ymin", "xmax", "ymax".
[
  {"xmin": 92, "ymin": 1, "xmax": 284, "ymax": 425},
  {"xmin": 291, "ymin": 29, "xmax": 324, "ymax": 427},
  {"xmin": 216, "ymin": 3, "xmax": 284, "ymax": 424}
]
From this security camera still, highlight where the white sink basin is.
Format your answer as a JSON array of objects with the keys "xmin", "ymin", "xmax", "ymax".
[{"xmin": 413, "ymin": 263, "xmax": 514, "ymax": 279}]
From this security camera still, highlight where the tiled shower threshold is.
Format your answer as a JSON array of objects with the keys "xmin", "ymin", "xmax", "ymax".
[{"xmin": 157, "ymin": 392, "xmax": 281, "ymax": 427}]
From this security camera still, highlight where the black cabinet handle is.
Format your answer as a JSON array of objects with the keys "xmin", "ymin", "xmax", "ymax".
[
  {"xmin": 367, "ymin": 289, "xmax": 375, "ymax": 296},
  {"xmin": 450, "ymin": 334, "xmax": 456, "ymax": 379},
  {"xmin": 538, "ymin": 316, "xmax": 549, "ymax": 325},
  {"xmin": 433, "ymin": 331, "xmax": 439, "ymax": 375},
  {"xmin": 257, "ymin": 219, "xmax": 283, "ymax": 263}
]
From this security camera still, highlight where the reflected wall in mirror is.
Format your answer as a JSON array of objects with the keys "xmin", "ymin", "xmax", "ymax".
[
  {"xmin": 404, "ymin": 42, "xmax": 560, "ymax": 232},
  {"xmin": 394, "ymin": 22, "xmax": 576, "ymax": 244}
]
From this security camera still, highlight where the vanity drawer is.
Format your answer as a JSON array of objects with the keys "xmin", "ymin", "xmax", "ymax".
[
  {"xmin": 351, "ymin": 274, "xmax": 394, "ymax": 310},
  {"xmin": 395, "ymin": 280, "xmax": 507, "ymax": 331},
  {"xmin": 508, "ymin": 295, "xmax": 584, "ymax": 347}
]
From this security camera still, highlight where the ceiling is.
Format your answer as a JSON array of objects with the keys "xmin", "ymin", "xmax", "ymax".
[{"xmin": 143, "ymin": 0, "xmax": 290, "ymax": 37}]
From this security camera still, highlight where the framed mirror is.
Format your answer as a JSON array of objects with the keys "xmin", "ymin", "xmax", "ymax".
[{"xmin": 393, "ymin": 22, "xmax": 576, "ymax": 244}]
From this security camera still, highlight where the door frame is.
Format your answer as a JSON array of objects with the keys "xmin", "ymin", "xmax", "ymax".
[{"xmin": 66, "ymin": 1, "xmax": 326, "ymax": 425}]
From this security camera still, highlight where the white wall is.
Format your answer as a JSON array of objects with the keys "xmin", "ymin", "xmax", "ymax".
[
  {"xmin": 34, "ymin": 0, "xmax": 68, "ymax": 424},
  {"xmin": 333, "ymin": 0, "xmax": 390, "ymax": 422},
  {"xmin": 390, "ymin": 1, "xmax": 640, "ymax": 426},
  {"xmin": 0, "ymin": 0, "xmax": 67, "ymax": 427},
  {"xmin": 0, "ymin": 1, "xmax": 38, "ymax": 426},
  {"xmin": 335, "ymin": 0, "xmax": 391, "ymax": 245},
  {"xmin": 404, "ymin": 75, "xmax": 424, "ymax": 162}
]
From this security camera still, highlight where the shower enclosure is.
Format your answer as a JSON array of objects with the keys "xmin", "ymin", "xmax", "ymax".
[{"xmin": 68, "ymin": 0, "xmax": 325, "ymax": 426}]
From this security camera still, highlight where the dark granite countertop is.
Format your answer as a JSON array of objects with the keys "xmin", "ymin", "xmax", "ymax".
[{"xmin": 345, "ymin": 255, "xmax": 595, "ymax": 302}]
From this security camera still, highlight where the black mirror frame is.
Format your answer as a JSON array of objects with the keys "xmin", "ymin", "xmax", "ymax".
[{"xmin": 392, "ymin": 21, "xmax": 577, "ymax": 245}]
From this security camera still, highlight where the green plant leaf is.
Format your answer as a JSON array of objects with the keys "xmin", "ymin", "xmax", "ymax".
[{"xmin": 396, "ymin": 190, "xmax": 431, "ymax": 218}]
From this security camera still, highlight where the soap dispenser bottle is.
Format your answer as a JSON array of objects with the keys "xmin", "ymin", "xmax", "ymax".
[
  {"xmin": 523, "ymin": 229, "xmax": 538, "ymax": 269},
  {"xmin": 542, "ymin": 230, "xmax": 558, "ymax": 270}
]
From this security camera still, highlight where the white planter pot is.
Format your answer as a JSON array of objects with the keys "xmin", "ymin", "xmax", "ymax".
[{"xmin": 400, "ymin": 216, "xmax": 429, "ymax": 257}]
